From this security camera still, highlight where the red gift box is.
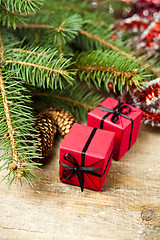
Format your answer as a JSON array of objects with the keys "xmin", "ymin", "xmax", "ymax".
[
  {"xmin": 87, "ymin": 97, "xmax": 143, "ymax": 161},
  {"xmin": 59, "ymin": 123, "xmax": 115, "ymax": 191}
]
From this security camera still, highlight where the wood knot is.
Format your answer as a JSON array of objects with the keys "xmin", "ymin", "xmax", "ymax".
[{"xmin": 141, "ymin": 209, "xmax": 156, "ymax": 221}]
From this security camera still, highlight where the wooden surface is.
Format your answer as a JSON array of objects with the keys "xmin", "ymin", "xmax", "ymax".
[{"xmin": 0, "ymin": 124, "xmax": 160, "ymax": 240}]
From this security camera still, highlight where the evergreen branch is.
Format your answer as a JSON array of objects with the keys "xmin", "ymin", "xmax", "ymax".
[
  {"xmin": 0, "ymin": 33, "xmax": 41, "ymax": 186},
  {"xmin": 5, "ymin": 60, "xmax": 70, "ymax": 76},
  {"xmin": 0, "ymin": 4, "xmax": 30, "ymax": 16},
  {"xmin": 80, "ymin": 29, "xmax": 131, "ymax": 58},
  {"xmin": 0, "ymin": 34, "xmax": 19, "ymax": 165},
  {"xmin": 0, "ymin": 72, "xmax": 42, "ymax": 186},
  {"xmin": 18, "ymin": 24, "xmax": 53, "ymax": 28},
  {"xmin": 46, "ymin": 10, "xmax": 83, "ymax": 51},
  {"xmin": 13, "ymin": 48, "xmax": 48, "ymax": 57},
  {"xmin": 0, "ymin": 0, "xmax": 43, "ymax": 28},
  {"xmin": 79, "ymin": 30, "xmax": 159, "ymax": 77},
  {"xmin": 0, "ymin": 71, "xmax": 19, "ymax": 164},
  {"xmin": 31, "ymin": 82, "xmax": 104, "ymax": 120},
  {"xmin": 1, "ymin": 4, "xmax": 18, "ymax": 15},
  {"xmin": 4, "ymin": 47, "xmax": 74, "ymax": 89},
  {"xmin": 77, "ymin": 65, "xmax": 136, "ymax": 80},
  {"xmin": 56, "ymin": 20, "xmax": 66, "ymax": 33},
  {"xmin": 56, "ymin": 20, "xmax": 66, "ymax": 55},
  {"xmin": 75, "ymin": 50, "xmax": 148, "ymax": 93},
  {"xmin": 0, "ymin": 6, "xmax": 25, "ymax": 29},
  {"xmin": 32, "ymin": 92, "xmax": 94, "ymax": 111},
  {"xmin": 0, "ymin": 0, "xmax": 43, "ymax": 15},
  {"xmin": 15, "ymin": 23, "xmax": 157, "ymax": 77}
]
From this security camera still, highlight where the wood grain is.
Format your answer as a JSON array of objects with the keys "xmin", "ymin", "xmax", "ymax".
[{"xmin": 0, "ymin": 124, "xmax": 160, "ymax": 240}]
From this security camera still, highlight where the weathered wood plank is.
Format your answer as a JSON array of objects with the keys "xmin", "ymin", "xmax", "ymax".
[{"xmin": 0, "ymin": 124, "xmax": 160, "ymax": 240}]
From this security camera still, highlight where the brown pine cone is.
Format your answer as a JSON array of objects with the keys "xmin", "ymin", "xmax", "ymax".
[
  {"xmin": 34, "ymin": 112, "xmax": 57, "ymax": 158},
  {"xmin": 46, "ymin": 107, "xmax": 77, "ymax": 137}
]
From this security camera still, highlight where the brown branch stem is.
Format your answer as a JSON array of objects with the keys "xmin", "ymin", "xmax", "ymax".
[
  {"xmin": 13, "ymin": 49, "xmax": 48, "ymax": 58},
  {"xmin": 56, "ymin": 20, "xmax": 65, "ymax": 33},
  {"xmin": 18, "ymin": 24, "xmax": 53, "ymax": 28},
  {"xmin": 0, "ymin": 4, "xmax": 30, "ymax": 16},
  {"xmin": 76, "ymin": 65, "xmax": 135, "ymax": 79},
  {"xmin": 32, "ymin": 93, "xmax": 94, "ymax": 111},
  {"xmin": 80, "ymin": 30, "xmax": 132, "ymax": 58},
  {"xmin": 15, "ymin": 23, "xmax": 159, "ymax": 77},
  {"xmin": 0, "ymin": 34, "xmax": 19, "ymax": 165},
  {"xmin": 79, "ymin": 30, "xmax": 160, "ymax": 77},
  {"xmin": 5, "ymin": 60, "xmax": 70, "ymax": 76}
]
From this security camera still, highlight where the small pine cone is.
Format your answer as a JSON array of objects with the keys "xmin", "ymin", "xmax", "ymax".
[
  {"xmin": 34, "ymin": 112, "xmax": 57, "ymax": 158},
  {"xmin": 46, "ymin": 107, "xmax": 77, "ymax": 137}
]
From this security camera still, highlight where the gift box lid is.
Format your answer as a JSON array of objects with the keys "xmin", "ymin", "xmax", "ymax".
[
  {"xmin": 60, "ymin": 123, "xmax": 115, "ymax": 173},
  {"xmin": 88, "ymin": 97, "xmax": 143, "ymax": 130}
]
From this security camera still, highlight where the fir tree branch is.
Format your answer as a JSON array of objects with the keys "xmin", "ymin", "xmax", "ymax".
[
  {"xmin": 56, "ymin": 20, "xmax": 66, "ymax": 55},
  {"xmin": 80, "ymin": 30, "xmax": 130, "ymax": 58},
  {"xmin": 0, "ymin": 4, "xmax": 29, "ymax": 16},
  {"xmin": 75, "ymin": 50, "xmax": 147, "ymax": 93},
  {"xmin": 31, "ymin": 82, "xmax": 104, "ymax": 121},
  {"xmin": 13, "ymin": 48, "xmax": 48, "ymax": 57},
  {"xmin": 0, "ymin": 32, "xmax": 41, "ymax": 186},
  {"xmin": 18, "ymin": 24, "xmax": 53, "ymax": 28},
  {"xmin": 0, "ymin": 34, "xmax": 19, "ymax": 165},
  {"xmin": 4, "ymin": 47, "xmax": 74, "ymax": 89},
  {"xmin": 15, "ymin": 23, "xmax": 158, "ymax": 77},
  {"xmin": 56, "ymin": 20, "xmax": 65, "ymax": 33},
  {"xmin": 76, "ymin": 65, "xmax": 136, "ymax": 80},
  {"xmin": 32, "ymin": 92, "xmax": 94, "ymax": 111},
  {"xmin": 79, "ymin": 30, "xmax": 159, "ymax": 77},
  {"xmin": 0, "ymin": 72, "xmax": 19, "ymax": 164},
  {"xmin": 0, "ymin": 0, "xmax": 42, "ymax": 15},
  {"xmin": 5, "ymin": 60, "xmax": 70, "ymax": 76},
  {"xmin": 0, "ymin": 4, "xmax": 17, "ymax": 15}
]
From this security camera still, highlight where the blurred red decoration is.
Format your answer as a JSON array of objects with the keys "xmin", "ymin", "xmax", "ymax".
[
  {"xmin": 113, "ymin": 0, "xmax": 160, "ymax": 58},
  {"xmin": 112, "ymin": 0, "xmax": 160, "ymax": 127},
  {"xmin": 122, "ymin": 78, "xmax": 160, "ymax": 127}
]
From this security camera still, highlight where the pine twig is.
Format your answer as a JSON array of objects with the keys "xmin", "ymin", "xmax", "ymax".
[
  {"xmin": 0, "ymin": 34, "xmax": 19, "ymax": 168},
  {"xmin": 5, "ymin": 60, "xmax": 70, "ymax": 76},
  {"xmin": 1, "ymin": 4, "xmax": 19, "ymax": 16},
  {"xmin": 18, "ymin": 24, "xmax": 53, "ymax": 28},
  {"xmin": 13, "ymin": 49, "xmax": 48, "ymax": 58},
  {"xmin": 56, "ymin": 21, "xmax": 66, "ymax": 55},
  {"xmin": 16, "ymin": 23, "xmax": 159, "ymax": 77},
  {"xmin": 76, "ymin": 65, "xmax": 136, "ymax": 80},
  {"xmin": 0, "ymin": 3, "xmax": 32, "ymax": 16},
  {"xmin": 32, "ymin": 92, "xmax": 94, "ymax": 111},
  {"xmin": 79, "ymin": 30, "xmax": 160, "ymax": 78},
  {"xmin": 34, "ymin": 29, "xmax": 39, "ymax": 44},
  {"xmin": 56, "ymin": 20, "xmax": 65, "ymax": 33}
]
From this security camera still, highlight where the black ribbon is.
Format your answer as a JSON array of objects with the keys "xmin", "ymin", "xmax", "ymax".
[
  {"xmin": 98, "ymin": 96, "xmax": 133, "ymax": 150},
  {"xmin": 59, "ymin": 128, "xmax": 113, "ymax": 192},
  {"xmin": 60, "ymin": 153, "xmax": 101, "ymax": 192}
]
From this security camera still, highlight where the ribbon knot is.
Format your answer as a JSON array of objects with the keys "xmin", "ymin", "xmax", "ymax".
[
  {"xmin": 59, "ymin": 153, "xmax": 101, "ymax": 192},
  {"xmin": 98, "ymin": 96, "xmax": 131, "ymax": 123}
]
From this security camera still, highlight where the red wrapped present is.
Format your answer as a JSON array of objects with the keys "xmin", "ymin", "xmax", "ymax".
[
  {"xmin": 87, "ymin": 97, "xmax": 143, "ymax": 161},
  {"xmin": 59, "ymin": 123, "xmax": 115, "ymax": 191}
]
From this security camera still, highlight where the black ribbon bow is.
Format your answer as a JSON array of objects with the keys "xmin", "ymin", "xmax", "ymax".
[
  {"xmin": 98, "ymin": 96, "xmax": 133, "ymax": 150},
  {"xmin": 59, "ymin": 153, "xmax": 101, "ymax": 192},
  {"xmin": 98, "ymin": 96, "xmax": 131, "ymax": 123}
]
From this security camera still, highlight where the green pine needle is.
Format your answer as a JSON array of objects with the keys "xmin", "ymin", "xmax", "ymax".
[
  {"xmin": 75, "ymin": 50, "xmax": 147, "ymax": 93},
  {"xmin": 31, "ymin": 82, "xmax": 105, "ymax": 121},
  {"xmin": 43, "ymin": 9, "xmax": 83, "ymax": 53},
  {"xmin": 0, "ymin": 71, "xmax": 42, "ymax": 186},
  {"xmin": 5, "ymin": 46, "xmax": 75, "ymax": 89}
]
